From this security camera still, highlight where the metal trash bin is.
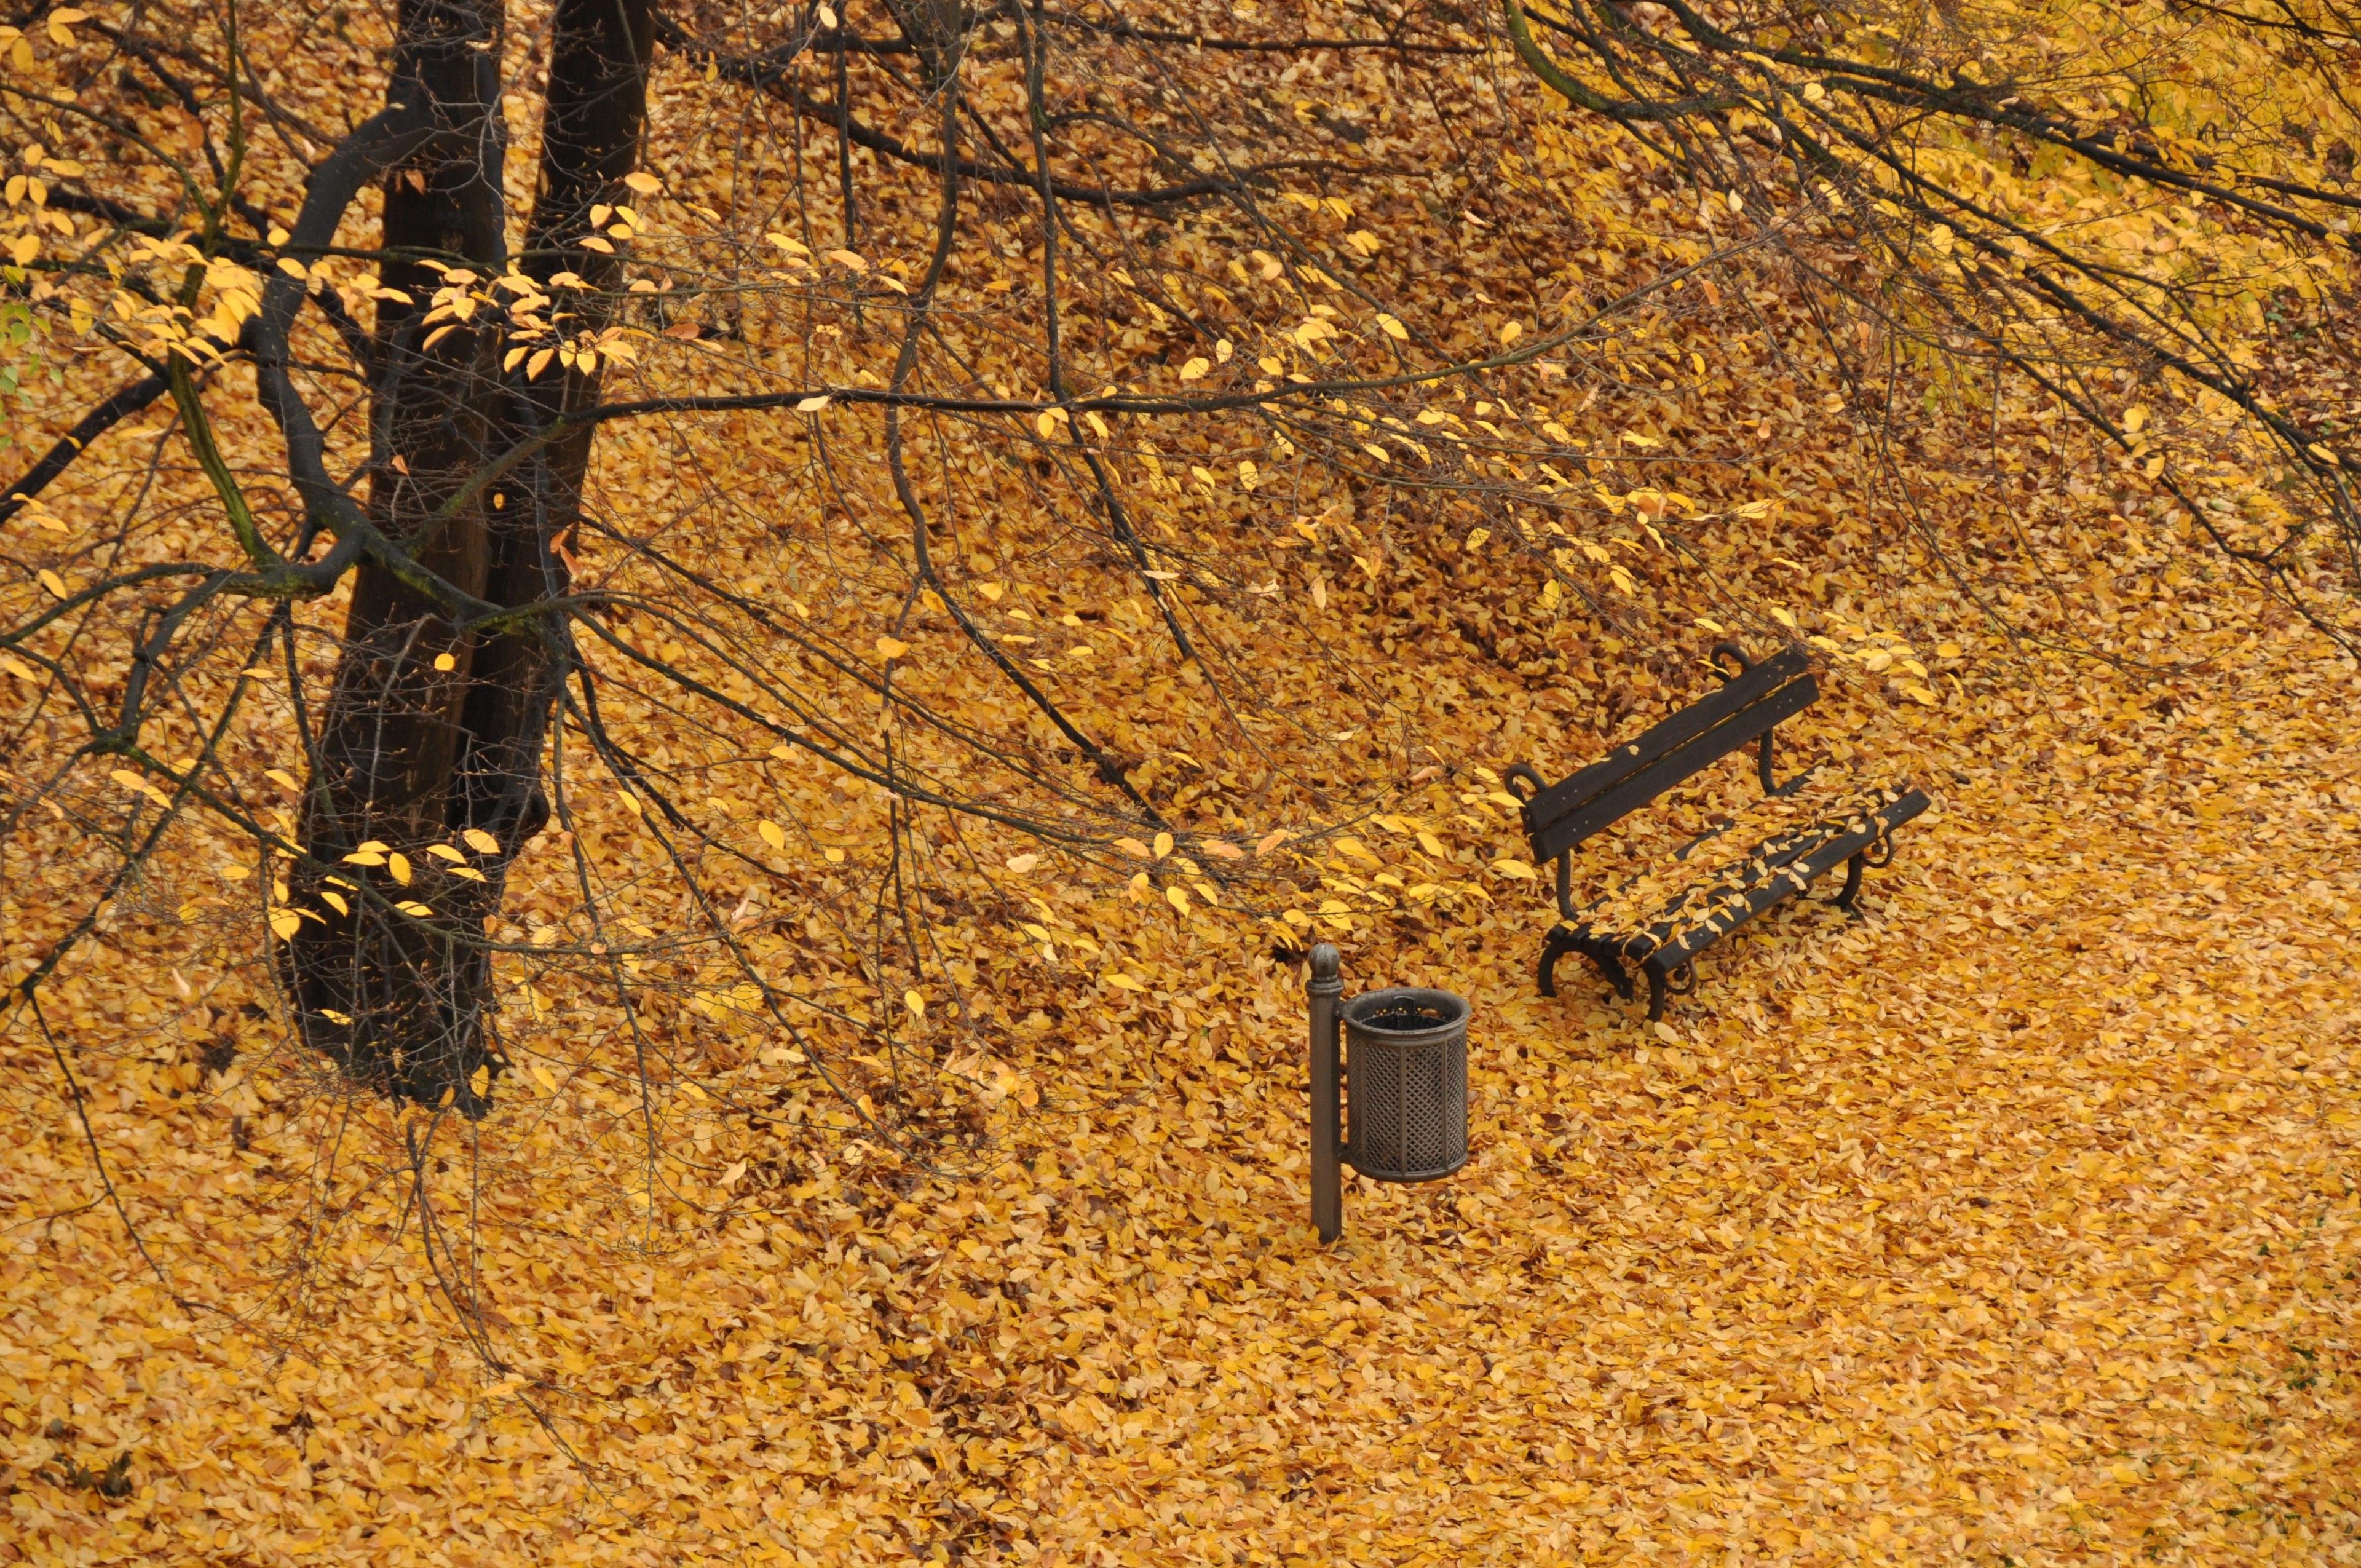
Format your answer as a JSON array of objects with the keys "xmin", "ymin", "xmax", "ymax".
[
  {"xmin": 1342, "ymin": 988, "xmax": 1469, "ymax": 1184},
  {"xmin": 1306, "ymin": 945, "xmax": 1471, "ymax": 1241}
]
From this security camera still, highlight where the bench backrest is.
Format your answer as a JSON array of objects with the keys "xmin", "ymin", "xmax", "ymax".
[{"xmin": 1520, "ymin": 646, "xmax": 1817, "ymax": 861}]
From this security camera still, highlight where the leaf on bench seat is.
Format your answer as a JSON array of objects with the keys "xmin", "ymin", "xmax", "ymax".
[{"xmin": 1560, "ymin": 779, "xmax": 1918, "ymax": 954}]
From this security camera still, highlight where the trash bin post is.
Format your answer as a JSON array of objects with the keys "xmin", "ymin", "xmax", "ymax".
[{"xmin": 1307, "ymin": 943, "xmax": 1343, "ymax": 1243}]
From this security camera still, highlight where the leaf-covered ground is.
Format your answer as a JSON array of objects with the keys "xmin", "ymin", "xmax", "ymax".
[{"xmin": 7, "ymin": 555, "xmax": 2359, "ymax": 1562}]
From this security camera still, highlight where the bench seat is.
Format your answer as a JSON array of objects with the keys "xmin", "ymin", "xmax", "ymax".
[{"xmin": 1540, "ymin": 779, "xmax": 1930, "ymax": 1018}]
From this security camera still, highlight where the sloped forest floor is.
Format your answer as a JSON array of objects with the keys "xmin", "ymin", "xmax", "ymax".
[{"xmin": 6, "ymin": 23, "xmax": 2361, "ymax": 1568}]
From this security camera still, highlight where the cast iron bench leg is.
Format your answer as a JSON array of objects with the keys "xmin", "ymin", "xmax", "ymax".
[
  {"xmin": 1646, "ymin": 966, "xmax": 1668, "ymax": 1022},
  {"xmin": 1833, "ymin": 850, "xmax": 1867, "ymax": 916},
  {"xmin": 1540, "ymin": 928, "xmax": 1635, "ymax": 1004},
  {"xmin": 1538, "ymin": 925, "xmax": 1581, "ymax": 997},
  {"xmin": 1589, "ymin": 948, "xmax": 1633, "ymax": 1004}
]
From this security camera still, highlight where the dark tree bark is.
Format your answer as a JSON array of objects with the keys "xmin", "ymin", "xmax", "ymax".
[
  {"xmin": 285, "ymin": 0, "xmax": 655, "ymax": 1114},
  {"xmin": 456, "ymin": 0, "xmax": 659, "ymax": 850}
]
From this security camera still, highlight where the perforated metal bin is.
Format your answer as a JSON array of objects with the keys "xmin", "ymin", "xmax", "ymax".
[
  {"xmin": 1340, "ymin": 988, "xmax": 1470, "ymax": 1184},
  {"xmin": 1305, "ymin": 946, "xmax": 1471, "ymax": 1241}
]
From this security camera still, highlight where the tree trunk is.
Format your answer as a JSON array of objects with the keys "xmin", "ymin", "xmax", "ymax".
[
  {"xmin": 454, "ymin": 0, "xmax": 657, "ymax": 849},
  {"xmin": 286, "ymin": 0, "xmax": 654, "ymax": 1114}
]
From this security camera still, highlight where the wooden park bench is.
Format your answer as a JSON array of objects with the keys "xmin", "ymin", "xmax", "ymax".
[{"xmin": 1503, "ymin": 643, "xmax": 1930, "ymax": 1020}]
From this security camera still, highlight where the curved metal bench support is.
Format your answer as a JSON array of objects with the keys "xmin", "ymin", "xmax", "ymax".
[
  {"xmin": 1833, "ymin": 851, "xmax": 1867, "ymax": 914},
  {"xmin": 1538, "ymin": 925, "xmax": 1632, "ymax": 1003},
  {"xmin": 1537, "ymin": 924, "xmax": 1580, "ymax": 998}
]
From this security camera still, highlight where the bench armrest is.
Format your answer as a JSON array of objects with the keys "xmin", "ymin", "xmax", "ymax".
[
  {"xmin": 1507, "ymin": 767, "xmax": 1589, "ymax": 921},
  {"xmin": 1552, "ymin": 852, "xmax": 1584, "ymax": 923}
]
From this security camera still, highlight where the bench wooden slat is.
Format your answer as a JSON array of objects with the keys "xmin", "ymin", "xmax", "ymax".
[
  {"xmin": 1641, "ymin": 786, "xmax": 1929, "ymax": 973},
  {"xmin": 1562, "ymin": 786, "xmax": 1914, "ymax": 951},
  {"xmin": 1520, "ymin": 646, "xmax": 1811, "ymax": 835},
  {"xmin": 1529, "ymin": 671, "xmax": 1819, "ymax": 861},
  {"xmin": 1612, "ymin": 812, "xmax": 1846, "ymax": 940}
]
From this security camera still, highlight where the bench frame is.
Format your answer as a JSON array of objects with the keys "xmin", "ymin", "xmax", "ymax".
[{"xmin": 1504, "ymin": 643, "xmax": 1926, "ymax": 1018}]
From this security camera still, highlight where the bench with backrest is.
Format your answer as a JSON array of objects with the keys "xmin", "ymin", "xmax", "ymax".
[{"xmin": 1502, "ymin": 643, "xmax": 1929, "ymax": 1020}]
